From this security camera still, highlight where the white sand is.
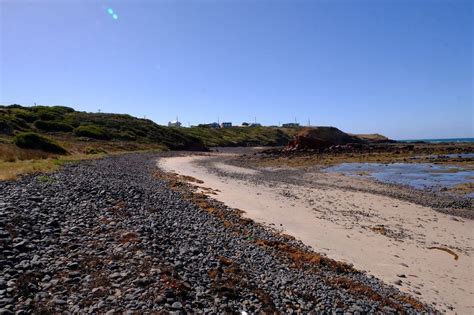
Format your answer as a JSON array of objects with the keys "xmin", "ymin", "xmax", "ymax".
[{"xmin": 158, "ymin": 155, "xmax": 474, "ymax": 313}]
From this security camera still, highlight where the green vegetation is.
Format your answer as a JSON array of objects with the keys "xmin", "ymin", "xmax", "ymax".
[
  {"xmin": 179, "ymin": 126, "xmax": 297, "ymax": 147},
  {"xmin": 12, "ymin": 109, "xmax": 39, "ymax": 123},
  {"xmin": 0, "ymin": 104, "xmax": 301, "ymax": 179},
  {"xmin": 0, "ymin": 104, "xmax": 208, "ymax": 150},
  {"xmin": 34, "ymin": 120, "xmax": 74, "ymax": 132},
  {"xmin": 74, "ymin": 125, "xmax": 110, "ymax": 140},
  {"xmin": 37, "ymin": 175, "xmax": 56, "ymax": 183},
  {"xmin": 13, "ymin": 132, "xmax": 68, "ymax": 154},
  {"xmin": 0, "ymin": 104, "xmax": 300, "ymax": 150}
]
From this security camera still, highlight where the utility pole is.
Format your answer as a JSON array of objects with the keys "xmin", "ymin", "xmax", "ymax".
[{"xmin": 307, "ymin": 118, "xmax": 310, "ymax": 127}]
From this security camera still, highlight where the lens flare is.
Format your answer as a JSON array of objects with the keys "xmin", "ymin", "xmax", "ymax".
[
  {"xmin": 107, "ymin": 8, "xmax": 114, "ymax": 15},
  {"xmin": 112, "ymin": 14, "xmax": 118, "ymax": 20}
]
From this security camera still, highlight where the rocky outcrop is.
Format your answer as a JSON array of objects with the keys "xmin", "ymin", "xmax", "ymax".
[{"xmin": 285, "ymin": 127, "xmax": 365, "ymax": 151}]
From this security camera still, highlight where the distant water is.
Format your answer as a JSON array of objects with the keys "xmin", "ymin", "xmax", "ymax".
[
  {"xmin": 398, "ymin": 138, "xmax": 474, "ymax": 143},
  {"xmin": 325, "ymin": 163, "xmax": 474, "ymax": 197}
]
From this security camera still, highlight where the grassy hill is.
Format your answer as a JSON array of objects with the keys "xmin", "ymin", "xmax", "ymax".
[
  {"xmin": 178, "ymin": 126, "xmax": 297, "ymax": 147},
  {"xmin": 0, "ymin": 105, "xmax": 303, "ymax": 178},
  {"xmin": 0, "ymin": 105, "xmax": 301, "ymax": 150},
  {"xmin": 0, "ymin": 104, "xmax": 205, "ymax": 151},
  {"xmin": 1, "ymin": 105, "xmax": 393, "ymax": 152},
  {"xmin": 0, "ymin": 104, "xmax": 392, "ymax": 179}
]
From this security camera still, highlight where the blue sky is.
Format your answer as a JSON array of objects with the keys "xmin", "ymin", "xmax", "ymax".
[{"xmin": 1, "ymin": 0, "xmax": 472, "ymax": 139}]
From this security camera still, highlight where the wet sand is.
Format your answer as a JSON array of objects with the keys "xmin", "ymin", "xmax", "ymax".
[{"xmin": 158, "ymin": 153, "xmax": 474, "ymax": 313}]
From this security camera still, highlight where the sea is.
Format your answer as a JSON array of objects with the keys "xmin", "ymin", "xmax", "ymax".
[
  {"xmin": 326, "ymin": 137, "xmax": 474, "ymax": 197},
  {"xmin": 398, "ymin": 138, "xmax": 474, "ymax": 143}
]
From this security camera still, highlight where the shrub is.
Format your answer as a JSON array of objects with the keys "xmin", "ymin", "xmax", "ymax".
[
  {"xmin": 34, "ymin": 120, "xmax": 73, "ymax": 132},
  {"xmin": 13, "ymin": 117, "xmax": 30, "ymax": 130},
  {"xmin": 133, "ymin": 129, "xmax": 147, "ymax": 137},
  {"xmin": 13, "ymin": 132, "xmax": 68, "ymax": 154},
  {"xmin": 6, "ymin": 104, "xmax": 23, "ymax": 109},
  {"xmin": 32, "ymin": 107, "xmax": 64, "ymax": 121},
  {"xmin": 74, "ymin": 125, "xmax": 110, "ymax": 140},
  {"xmin": 51, "ymin": 106, "xmax": 74, "ymax": 113},
  {"xmin": 0, "ymin": 118, "xmax": 14, "ymax": 135},
  {"xmin": 14, "ymin": 110, "xmax": 39, "ymax": 123},
  {"xmin": 0, "ymin": 116, "xmax": 30, "ymax": 134},
  {"xmin": 114, "ymin": 131, "xmax": 137, "ymax": 141}
]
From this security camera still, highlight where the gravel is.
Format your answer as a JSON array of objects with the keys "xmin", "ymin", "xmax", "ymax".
[{"xmin": 0, "ymin": 153, "xmax": 433, "ymax": 313}]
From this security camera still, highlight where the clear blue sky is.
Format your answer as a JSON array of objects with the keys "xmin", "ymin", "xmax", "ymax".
[{"xmin": 1, "ymin": 0, "xmax": 472, "ymax": 139}]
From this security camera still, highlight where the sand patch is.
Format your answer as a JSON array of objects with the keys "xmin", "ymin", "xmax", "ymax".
[{"xmin": 158, "ymin": 155, "xmax": 474, "ymax": 313}]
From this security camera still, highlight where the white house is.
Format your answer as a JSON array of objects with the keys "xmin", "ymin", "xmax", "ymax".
[{"xmin": 168, "ymin": 120, "xmax": 182, "ymax": 127}]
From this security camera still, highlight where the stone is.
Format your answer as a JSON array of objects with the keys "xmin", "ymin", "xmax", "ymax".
[{"xmin": 171, "ymin": 302, "xmax": 183, "ymax": 309}]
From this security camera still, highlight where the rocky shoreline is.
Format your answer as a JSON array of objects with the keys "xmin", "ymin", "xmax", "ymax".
[
  {"xmin": 1, "ymin": 153, "xmax": 432, "ymax": 313},
  {"xmin": 218, "ymin": 155, "xmax": 473, "ymax": 219}
]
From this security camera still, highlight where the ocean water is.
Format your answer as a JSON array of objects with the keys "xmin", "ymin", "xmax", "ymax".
[
  {"xmin": 398, "ymin": 138, "xmax": 474, "ymax": 143},
  {"xmin": 325, "ymin": 163, "xmax": 474, "ymax": 197}
]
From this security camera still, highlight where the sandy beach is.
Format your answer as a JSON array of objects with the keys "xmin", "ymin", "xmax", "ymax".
[{"xmin": 158, "ymin": 153, "xmax": 474, "ymax": 313}]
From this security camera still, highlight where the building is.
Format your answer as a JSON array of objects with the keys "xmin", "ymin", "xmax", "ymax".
[
  {"xmin": 198, "ymin": 122, "xmax": 220, "ymax": 128},
  {"xmin": 168, "ymin": 120, "xmax": 182, "ymax": 127},
  {"xmin": 282, "ymin": 122, "xmax": 300, "ymax": 128},
  {"xmin": 249, "ymin": 123, "xmax": 262, "ymax": 127},
  {"xmin": 220, "ymin": 122, "xmax": 232, "ymax": 128}
]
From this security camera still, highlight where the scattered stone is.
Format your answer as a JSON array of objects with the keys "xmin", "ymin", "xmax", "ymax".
[{"xmin": 0, "ymin": 153, "xmax": 431, "ymax": 313}]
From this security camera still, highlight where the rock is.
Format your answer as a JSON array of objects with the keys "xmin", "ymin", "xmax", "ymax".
[
  {"xmin": 0, "ymin": 298, "xmax": 14, "ymax": 305},
  {"xmin": 53, "ymin": 298, "xmax": 67, "ymax": 305},
  {"xmin": 12, "ymin": 240, "xmax": 28, "ymax": 251},
  {"xmin": 67, "ymin": 262, "xmax": 79, "ymax": 270},
  {"xmin": 28, "ymin": 196, "xmax": 43, "ymax": 202},
  {"xmin": 171, "ymin": 302, "xmax": 183, "ymax": 309},
  {"xmin": 47, "ymin": 220, "xmax": 61, "ymax": 228},
  {"xmin": 284, "ymin": 127, "xmax": 365, "ymax": 151}
]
